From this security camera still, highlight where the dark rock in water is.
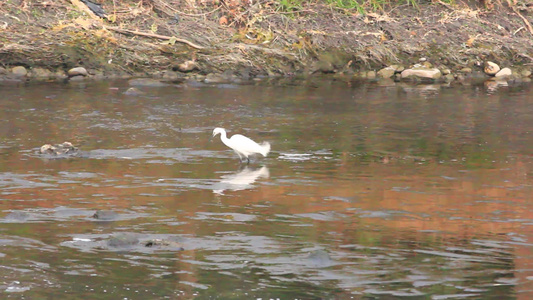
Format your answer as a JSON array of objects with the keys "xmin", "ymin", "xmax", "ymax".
[
  {"xmin": 107, "ymin": 233, "xmax": 139, "ymax": 248},
  {"xmin": 144, "ymin": 239, "xmax": 184, "ymax": 250},
  {"xmin": 128, "ymin": 78, "xmax": 170, "ymax": 87},
  {"xmin": 39, "ymin": 142, "xmax": 79, "ymax": 157},
  {"xmin": 92, "ymin": 210, "xmax": 118, "ymax": 221}
]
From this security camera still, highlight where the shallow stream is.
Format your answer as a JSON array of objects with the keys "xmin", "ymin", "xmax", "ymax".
[{"xmin": 0, "ymin": 79, "xmax": 532, "ymax": 299}]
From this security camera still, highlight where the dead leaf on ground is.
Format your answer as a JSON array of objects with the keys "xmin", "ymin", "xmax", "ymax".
[
  {"xmin": 466, "ymin": 36, "xmax": 476, "ymax": 47},
  {"xmin": 74, "ymin": 17, "xmax": 95, "ymax": 30},
  {"xmin": 51, "ymin": 22, "xmax": 76, "ymax": 32},
  {"xmin": 308, "ymin": 30, "xmax": 327, "ymax": 35},
  {"xmin": 219, "ymin": 16, "xmax": 228, "ymax": 26},
  {"xmin": 366, "ymin": 12, "xmax": 395, "ymax": 23}
]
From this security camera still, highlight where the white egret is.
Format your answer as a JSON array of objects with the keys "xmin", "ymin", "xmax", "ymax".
[{"xmin": 212, "ymin": 127, "xmax": 270, "ymax": 163}]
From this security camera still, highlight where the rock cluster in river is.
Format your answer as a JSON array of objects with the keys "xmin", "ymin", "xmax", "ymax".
[
  {"xmin": 0, "ymin": 58, "xmax": 531, "ymax": 87},
  {"xmin": 371, "ymin": 59, "xmax": 530, "ymax": 84},
  {"xmin": 39, "ymin": 142, "xmax": 79, "ymax": 157},
  {"xmin": 483, "ymin": 61, "xmax": 513, "ymax": 78}
]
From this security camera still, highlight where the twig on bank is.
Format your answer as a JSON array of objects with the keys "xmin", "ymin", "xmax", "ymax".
[
  {"xmin": 436, "ymin": 0, "xmax": 454, "ymax": 11},
  {"xmin": 513, "ymin": 26, "xmax": 524, "ymax": 35},
  {"xmin": 510, "ymin": 5, "xmax": 533, "ymax": 35},
  {"xmin": 174, "ymin": 6, "xmax": 222, "ymax": 17},
  {"xmin": 145, "ymin": 0, "xmax": 221, "ymax": 17},
  {"xmin": 104, "ymin": 26, "xmax": 205, "ymax": 49},
  {"xmin": 517, "ymin": 52, "xmax": 533, "ymax": 62}
]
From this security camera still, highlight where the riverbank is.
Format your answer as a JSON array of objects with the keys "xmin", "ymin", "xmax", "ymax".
[{"xmin": 1, "ymin": 0, "xmax": 533, "ymax": 84}]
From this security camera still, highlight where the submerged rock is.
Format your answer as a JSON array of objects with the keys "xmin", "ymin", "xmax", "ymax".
[
  {"xmin": 39, "ymin": 142, "xmax": 78, "ymax": 156},
  {"xmin": 107, "ymin": 233, "xmax": 139, "ymax": 248},
  {"xmin": 144, "ymin": 239, "xmax": 184, "ymax": 250},
  {"xmin": 484, "ymin": 61, "xmax": 500, "ymax": 76},
  {"xmin": 68, "ymin": 75, "xmax": 86, "ymax": 82},
  {"xmin": 204, "ymin": 73, "xmax": 230, "ymax": 83},
  {"xmin": 401, "ymin": 67, "xmax": 442, "ymax": 80},
  {"xmin": 128, "ymin": 78, "xmax": 170, "ymax": 87},
  {"xmin": 92, "ymin": 210, "xmax": 119, "ymax": 221},
  {"xmin": 104, "ymin": 234, "xmax": 185, "ymax": 251},
  {"xmin": 4, "ymin": 211, "xmax": 30, "ymax": 222},
  {"xmin": 123, "ymin": 87, "xmax": 145, "ymax": 96},
  {"xmin": 305, "ymin": 249, "xmax": 334, "ymax": 268}
]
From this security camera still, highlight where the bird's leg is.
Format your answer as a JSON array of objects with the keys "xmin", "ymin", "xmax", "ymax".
[
  {"xmin": 236, "ymin": 152, "xmax": 243, "ymax": 162},
  {"xmin": 246, "ymin": 157, "xmax": 250, "ymax": 164},
  {"xmin": 237, "ymin": 153, "xmax": 248, "ymax": 165}
]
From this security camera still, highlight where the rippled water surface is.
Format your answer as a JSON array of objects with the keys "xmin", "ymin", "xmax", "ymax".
[{"xmin": 0, "ymin": 79, "xmax": 532, "ymax": 299}]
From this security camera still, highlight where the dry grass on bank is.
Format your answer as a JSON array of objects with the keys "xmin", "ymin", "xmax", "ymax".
[{"xmin": 0, "ymin": 0, "xmax": 532, "ymax": 75}]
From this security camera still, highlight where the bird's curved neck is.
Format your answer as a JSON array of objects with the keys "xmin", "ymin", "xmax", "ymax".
[
  {"xmin": 220, "ymin": 131, "xmax": 229, "ymax": 144},
  {"xmin": 220, "ymin": 131, "xmax": 228, "ymax": 140}
]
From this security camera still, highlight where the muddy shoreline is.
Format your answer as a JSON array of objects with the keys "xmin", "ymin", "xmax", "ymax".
[{"xmin": 1, "ymin": 0, "xmax": 533, "ymax": 84}]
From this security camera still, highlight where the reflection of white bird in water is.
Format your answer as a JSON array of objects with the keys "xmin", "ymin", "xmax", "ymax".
[
  {"xmin": 213, "ymin": 166, "xmax": 269, "ymax": 195},
  {"xmin": 212, "ymin": 127, "xmax": 270, "ymax": 163}
]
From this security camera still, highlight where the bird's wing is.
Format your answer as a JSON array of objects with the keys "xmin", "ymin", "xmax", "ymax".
[{"xmin": 229, "ymin": 134, "xmax": 265, "ymax": 155}]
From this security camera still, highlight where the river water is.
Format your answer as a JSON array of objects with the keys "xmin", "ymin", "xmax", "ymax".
[{"xmin": 0, "ymin": 78, "xmax": 532, "ymax": 299}]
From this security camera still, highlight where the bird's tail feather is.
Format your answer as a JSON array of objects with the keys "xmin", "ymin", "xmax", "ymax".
[{"xmin": 260, "ymin": 142, "xmax": 271, "ymax": 157}]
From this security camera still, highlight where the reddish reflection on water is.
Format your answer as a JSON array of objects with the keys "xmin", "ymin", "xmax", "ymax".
[{"xmin": 0, "ymin": 79, "xmax": 531, "ymax": 298}]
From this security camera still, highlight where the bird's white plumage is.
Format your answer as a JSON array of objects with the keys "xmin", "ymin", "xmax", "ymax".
[{"xmin": 213, "ymin": 127, "xmax": 270, "ymax": 162}]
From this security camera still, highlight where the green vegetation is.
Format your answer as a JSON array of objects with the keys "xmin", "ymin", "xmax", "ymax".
[{"xmin": 274, "ymin": 0, "xmax": 462, "ymax": 13}]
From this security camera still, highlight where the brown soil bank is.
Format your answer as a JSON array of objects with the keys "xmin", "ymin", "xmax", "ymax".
[{"xmin": 1, "ymin": 0, "xmax": 533, "ymax": 82}]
